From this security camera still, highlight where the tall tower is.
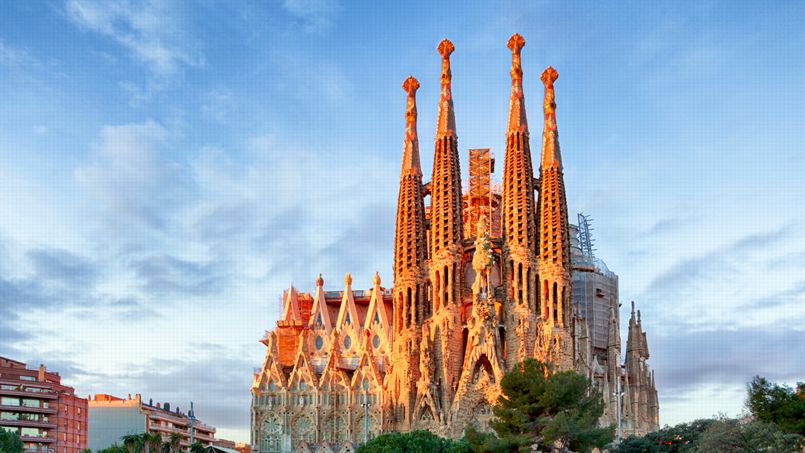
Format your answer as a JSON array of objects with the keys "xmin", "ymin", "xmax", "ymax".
[
  {"xmin": 390, "ymin": 76, "xmax": 429, "ymax": 429},
  {"xmin": 536, "ymin": 66, "xmax": 574, "ymax": 370},
  {"xmin": 427, "ymin": 38, "xmax": 465, "ymax": 410},
  {"xmin": 500, "ymin": 33, "xmax": 538, "ymax": 368}
]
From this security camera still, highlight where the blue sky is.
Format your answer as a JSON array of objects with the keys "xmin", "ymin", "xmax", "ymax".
[{"xmin": 1, "ymin": 0, "xmax": 804, "ymax": 443}]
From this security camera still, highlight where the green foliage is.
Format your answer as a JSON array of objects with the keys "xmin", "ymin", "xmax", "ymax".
[
  {"xmin": 188, "ymin": 442, "xmax": 205, "ymax": 453},
  {"xmin": 467, "ymin": 358, "xmax": 612, "ymax": 452},
  {"xmin": 122, "ymin": 433, "xmax": 144, "ymax": 453},
  {"xmin": 747, "ymin": 376, "xmax": 805, "ymax": 435},
  {"xmin": 613, "ymin": 419, "xmax": 714, "ymax": 453},
  {"xmin": 696, "ymin": 417, "xmax": 804, "ymax": 453},
  {"xmin": 0, "ymin": 430, "xmax": 24, "ymax": 453},
  {"xmin": 355, "ymin": 430, "xmax": 472, "ymax": 453},
  {"xmin": 97, "ymin": 445, "xmax": 127, "ymax": 453}
]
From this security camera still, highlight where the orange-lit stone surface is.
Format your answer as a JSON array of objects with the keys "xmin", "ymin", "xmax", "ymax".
[{"xmin": 250, "ymin": 34, "xmax": 659, "ymax": 452}]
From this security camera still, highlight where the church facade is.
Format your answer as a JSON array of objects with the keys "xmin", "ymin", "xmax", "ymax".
[{"xmin": 250, "ymin": 34, "xmax": 659, "ymax": 453}]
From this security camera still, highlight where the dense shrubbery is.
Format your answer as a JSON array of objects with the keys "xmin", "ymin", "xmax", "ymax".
[
  {"xmin": 355, "ymin": 430, "xmax": 471, "ymax": 453},
  {"xmin": 614, "ymin": 376, "xmax": 805, "ymax": 453}
]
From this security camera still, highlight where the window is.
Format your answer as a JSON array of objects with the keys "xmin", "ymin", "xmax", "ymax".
[
  {"xmin": 20, "ymin": 376, "xmax": 36, "ymax": 381},
  {"xmin": 344, "ymin": 336, "xmax": 351, "ymax": 349},
  {"xmin": 315, "ymin": 335, "xmax": 323, "ymax": 350},
  {"xmin": 1, "ymin": 396, "xmax": 19, "ymax": 406},
  {"xmin": 372, "ymin": 335, "xmax": 380, "ymax": 349}
]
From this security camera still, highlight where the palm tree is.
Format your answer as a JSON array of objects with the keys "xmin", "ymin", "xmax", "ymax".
[
  {"xmin": 160, "ymin": 441, "xmax": 171, "ymax": 453},
  {"xmin": 142, "ymin": 432, "xmax": 162, "ymax": 453},
  {"xmin": 188, "ymin": 442, "xmax": 205, "ymax": 453},
  {"xmin": 121, "ymin": 433, "xmax": 143, "ymax": 453},
  {"xmin": 167, "ymin": 433, "xmax": 182, "ymax": 453}
]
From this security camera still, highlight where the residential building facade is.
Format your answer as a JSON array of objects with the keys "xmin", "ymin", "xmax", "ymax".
[
  {"xmin": 0, "ymin": 356, "xmax": 87, "ymax": 453},
  {"xmin": 87, "ymin": 393, "xmax": 216, "ymax": 451}
]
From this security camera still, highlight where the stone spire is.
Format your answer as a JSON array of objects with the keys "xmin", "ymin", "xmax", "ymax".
[
  {"xmin": 429, "ymin": 38, "xmax": 464, "ymax": 309},
  {"xmin": 428, "ymin": 38, "xmax": 465, "ymax": 417},
  {"xmin": 501, "ymin": 33, "xmax": 538, "ymax": 368},
  {"xmin": 393, "ymin": 76, "xmax": 429, "ymax": 293},
  {"xmin": 390, "ymin": 76, "xmax": 429, "ymax": 430},
  {"xmin": 536, "ymin": 65, "xmax": 574, "ymax": 371}
]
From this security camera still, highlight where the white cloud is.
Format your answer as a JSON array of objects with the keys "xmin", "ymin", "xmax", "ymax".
[
  {"xmin": 282, "ymin": 0, "xmax": 341, "ymax": 33},
  {"xmin": 64, "ymin": 0, "xmax": 203, "ymax": 77},
  {"xmin": 0, "ymin": 40, "xmax": 36, "ymax": 67}
]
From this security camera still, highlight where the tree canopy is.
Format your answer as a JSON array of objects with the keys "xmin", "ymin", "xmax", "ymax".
[
  {"xmin": 355, "ymin": 430, "xmax": 471, "ymax": 453},
  {"xmin": 0, "ymin": 430, "xmax": 24, "ymax": 453},
  {"xmin": 747, "ymin": 376, "xmax": 805, "ymax": 436},
  {"xmin": 467, "ymin": 358, "xmax": 612, "ymax": 452}
]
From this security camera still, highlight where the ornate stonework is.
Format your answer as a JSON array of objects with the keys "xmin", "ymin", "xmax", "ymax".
[{"xmin": 250, "ymin": 35, "xmax": 659, "ymax": 453}]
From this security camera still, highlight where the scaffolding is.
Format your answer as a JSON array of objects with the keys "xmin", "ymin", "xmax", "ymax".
[
  {"xmin": 577, "ymin": 213, "xmax": 596, "ymax": 258},
  {"xmin": 467, "ymin": 148, "xmax": 494, "ymax": 238}
]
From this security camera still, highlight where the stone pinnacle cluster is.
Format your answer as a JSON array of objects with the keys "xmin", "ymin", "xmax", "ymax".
[{"xmin": 250, "ymin": 34, "xmax": 659, "ymax": 453}]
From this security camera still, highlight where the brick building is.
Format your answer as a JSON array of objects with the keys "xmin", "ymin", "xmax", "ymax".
[{"xmin": 0, "ymin": 356, "xmax": 87, "ymax": 453}]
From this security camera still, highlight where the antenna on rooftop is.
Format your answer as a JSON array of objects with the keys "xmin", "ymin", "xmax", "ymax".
[{"xmin": 577, "ymin": 213, "xmax": 596, "ymax": 258}]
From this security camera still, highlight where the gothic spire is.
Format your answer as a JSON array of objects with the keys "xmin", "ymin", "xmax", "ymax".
[
  {"xmin": 502, "ymin": 33, "xmax": 538, "ymax": 252},
  {"xmin": 501, "ymin": 33, "xmax": 538, "ymax": 367},
  {"xmin": 429, "ymin": 38, "xmax": 464, "ymax": 264},
  {"xmin": 393, "ymin": 76, "xmax": 428, "ymax": 284},
  {"xmin": 538, "ymin": 66, "xmax": 572, "ymax": 279}
]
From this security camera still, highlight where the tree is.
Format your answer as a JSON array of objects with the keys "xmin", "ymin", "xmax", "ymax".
[
  {"xmin": 613, "ymin": 419, "xmax": 714, "ymax": 453},
  {"xmin": 98, "ymin": 444, "xmax": 127, "ymax": 453},
  {"xmin": 188, "ymin": 442, "xmax": 205, "ymax": 453},
  {"xmin": 469, "ymin": 359, "xmax": 612, "ymax": 452},
  {"xmin": 0, "ymin": 430, "xmax": 24, "ymax": 453},
  {"xmin": 696, "ymin": 417, "xmax": 804, "ymax": 453},
  {"xmin": 167, "ymin": 433, "xmax": 182, "ymax": 453},
  {"xmin": 141, "ymin": 432, "xmax": 163, "ymax": 453},
  {"xmin": 122, "ymin": 433, "xmax": 144, "ymax": 453},
  {"xmin": 355, "ymin": 430, "xmax": 472, "ymax": 453},
  {"xmin": 747, "ymin": 376, "xmax": 805, "ymax": 435}
]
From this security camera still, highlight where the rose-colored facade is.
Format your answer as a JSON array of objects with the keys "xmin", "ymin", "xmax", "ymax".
[{"xmin": 0, "ymin": 356, "xmax": 88, "ymax": 453}]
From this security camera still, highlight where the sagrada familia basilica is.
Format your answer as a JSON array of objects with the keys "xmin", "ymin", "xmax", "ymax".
[{"xmin": 250, "ymin": 34, "xmax": 659, "ymax": 453}]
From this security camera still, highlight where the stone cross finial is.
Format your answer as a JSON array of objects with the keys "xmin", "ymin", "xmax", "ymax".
[
  {"xmin": 507, "ymin": 34, "xmax": 525, "ymax": 81},
  {"xmin": 373, "ymin": 271, "xmax": 381, "ymax": 286},
  {"xmin": 344, "ymin": 272, "xmax": 352, "ymax": 287},
  {"xmin": 541, "ymin": 66, "xmax": 559, "ymax": 119},
  {"xmin": 403, "ymin": 75, "xmax": 420, "ymax": 97},
  {"xmin": 438, "ymin": 39, "xmax": 454, "ymax": 85},
  {"xmin": 315, "ymin": 273, "xmax": 324, "ymax": 288},
  {"xmin": 403, "ymin": 76, "xmax": 420, "ymax": 132},
  {"xmin": 435, "ymin": 39, "xmax": 457, "ymax": 136}
]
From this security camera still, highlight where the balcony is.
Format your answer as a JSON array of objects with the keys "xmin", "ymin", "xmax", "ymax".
[
  {"xmin": 0, "ymin": 389, "xmax": 57, "ymax": 399},
  {"xmin": 0, "ymin": 419, "xmax": 57, "ymax": 429},
  {"xmin": 20, "ymin": 436, "xmax": 55, "ymax": 444},
  {"xmin": 0, "ymin": 405, "xmax": 57, "ymax": 414}
]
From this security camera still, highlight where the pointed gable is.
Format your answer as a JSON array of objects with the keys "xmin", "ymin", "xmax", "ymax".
[
  {"xmin": 288, "ymin": 330, "xmax": 318, "ymax": 389},
  {"xmin": 309, "ymin": 273, "xmax": 333, "ymax": 331},
  {"xmin": 363, "ymin": 272, "xmax": 391, "ymax": 344},
  {"xmin": 281, "ymin": 284, "xmax": 301, "ymax": 322},
  {"xmin": 335, "ymin": 273, "xmax": 362, "ymax": 350}
]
